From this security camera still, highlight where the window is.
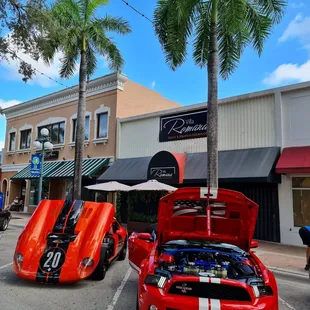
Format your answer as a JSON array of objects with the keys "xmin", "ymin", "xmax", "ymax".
[
  {"xmin": 97, "ymin": 113, "xmax": 108, "ymax": 138},
  {"xmin": 9, "ymin": 132, "xmax": 16, "ymax": 151},
  {"xmin": 20, "ymin": 129, "xmax": 31, "ymax": 149},
  {"xmin": 72, "ymin": 116, "xmax": 90, "ymax": 142},
  {"xmin": 38, "ymin": 122, "xmax": 65, "ymax": 144},
  {"xmin": 292, "ymin": 177, "xmax": 310, "ymax": 227}
]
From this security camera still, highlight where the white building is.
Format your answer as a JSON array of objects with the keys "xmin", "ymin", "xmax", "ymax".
[{"xmin": 99, "ymin": 81, "xmax": 310, "ymax": 246}]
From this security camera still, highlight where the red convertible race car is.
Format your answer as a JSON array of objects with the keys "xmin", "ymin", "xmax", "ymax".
[
  {"xmin": 129, "ymin": 188, "xmax": 278, "ymax": 310},
  {"xmin": 13, "ymin": 199, "xmax": 127, "ymax": 283}
]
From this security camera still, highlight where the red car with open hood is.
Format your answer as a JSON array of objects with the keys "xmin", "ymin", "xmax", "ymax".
[
  {"xmin": 129, "ymin": 188, "xmax": 278, "ymax": 310},
  {"xmin": 13, "ymin": 199, "xmax": 127, "ymax": 283}
]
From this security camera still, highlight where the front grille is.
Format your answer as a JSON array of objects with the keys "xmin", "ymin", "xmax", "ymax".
[{"xmin": 168, "ymin": 282, "xmax": 252, "ymax": 302}]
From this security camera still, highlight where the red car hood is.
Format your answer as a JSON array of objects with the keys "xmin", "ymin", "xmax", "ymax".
[{"xmin": 157, "ymin": 188, "xmax": 259, "ymax": 252}]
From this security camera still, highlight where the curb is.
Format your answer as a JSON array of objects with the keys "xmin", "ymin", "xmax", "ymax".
[{"xmin": 268, "ymin": 265, "xmax": 309, "ymax": 279}]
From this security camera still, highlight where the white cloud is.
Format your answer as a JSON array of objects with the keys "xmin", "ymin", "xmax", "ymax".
[
  {"xmin": 2, "ymin": 50, "xmax": 67, "ymax": 88},
  {"xmin": 151, "ymin": 81, "xmax": 156, "ymax": 89},
  {"xmin": 0, "ymin": 99, "xmax": 21, "ymax": 118},
  {"xmin": 263, "ymin": 60, "xmax": 310, "ymax": 86},
  {"xmin": 279, "ymin": 14, "xmax": 310, "ymax": 49},
  {"xmin": 290, "ymin": 2, "xmax": 305, "ymax": 9},
  {"xmin": 0, "ymin": 141, "xmax": 4, "ymax": 150}
]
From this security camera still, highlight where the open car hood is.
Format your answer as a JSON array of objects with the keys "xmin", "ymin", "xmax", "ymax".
[{"xmin": 157, "ymin": 188, "xmax": 259, "ymax": 252}]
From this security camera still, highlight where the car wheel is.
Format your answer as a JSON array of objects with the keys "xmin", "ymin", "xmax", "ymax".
[
  {"xmin": 91, "ymin": 248, "xmax": 108, "ymax": 281},
  {"xmin": 0, "ymin": 219, "xmax": 9, "ymax": 231},
  {"xmin": 118, "ymin": 239, "xmax": 127, "ymax": 261}
]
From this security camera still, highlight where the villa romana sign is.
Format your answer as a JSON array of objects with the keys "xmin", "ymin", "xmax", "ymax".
[{"xmin": 159, "ymin": 109, "xmax": 207, "ymax": 142}]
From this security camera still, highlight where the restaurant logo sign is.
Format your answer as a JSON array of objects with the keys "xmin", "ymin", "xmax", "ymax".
[
  {"xmin": 150, "ymin": 167, "xmax": 176, "ymax": 179},
  {"xmin": 159, "ymin": 109, "xmax": 207, "ymax": 142},
  {"xmin": 148, "ymin": 151, "xmax": 179, "ymax": 184}
]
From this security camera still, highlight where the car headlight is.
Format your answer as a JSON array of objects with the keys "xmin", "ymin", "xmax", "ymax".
[
  {"xmin": 81, "ymin": 258, "xmax": 94, "ymax": 267},
  {"xmin": 251, "ymin": 284, "xmax": 273, "ymax": 298},
  {"xmin": 15, "ymin": 253, "xmax": 23, "ymax": 263},
  {"xmin": 144, "ymin": 274, "xmax": 167, "ymax": 288}
]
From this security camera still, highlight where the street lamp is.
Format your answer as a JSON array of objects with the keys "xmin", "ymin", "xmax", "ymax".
[{"xmin": 33, "ymin": 128, "xmax": 53, "ymax": 203}]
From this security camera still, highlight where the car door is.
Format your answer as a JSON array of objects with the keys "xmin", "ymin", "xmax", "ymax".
[
  {"xmin": 111, "ymin": 221, "xmax": 123, "ymax": 255},
  {"xmin": 128, "ymin": 232, "xmax": 155, "ymax": 272}
]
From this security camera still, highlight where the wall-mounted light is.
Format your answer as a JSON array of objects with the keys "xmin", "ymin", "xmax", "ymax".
[
  {"xmin": 63, "ymin": 157, "xmax": 66, "ymax": 160},
  {"xmin": 87, "ymin": 155, "xmax": 91, "ymax": 158}
]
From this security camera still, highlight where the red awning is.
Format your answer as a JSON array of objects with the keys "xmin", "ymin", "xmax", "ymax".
[{"xmin": 276, "ymin": 146, "xmax": 310, "ymax": 174}]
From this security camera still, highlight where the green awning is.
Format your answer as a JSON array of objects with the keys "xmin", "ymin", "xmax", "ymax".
[
  {"xmin": 47, "ymin": 158, "xmax": 110, "ymax": 179},
  {"xmin": 11, "ymin": 161, "xmax": 63, "ymax": 180}
]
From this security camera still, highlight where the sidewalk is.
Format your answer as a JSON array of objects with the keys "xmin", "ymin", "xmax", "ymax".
[{"xmin": 8, "ymin": 212, "xmax": 309, "ymax": 277}]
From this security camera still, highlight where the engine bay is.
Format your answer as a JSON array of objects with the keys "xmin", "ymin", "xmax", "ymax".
[{"xmin": 156, "ymin": 240, "xmax": 260, "ymax": 282}]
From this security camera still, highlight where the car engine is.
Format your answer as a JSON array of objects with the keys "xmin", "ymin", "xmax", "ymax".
[{"xmin": 156, "ymin": 242, "xmax": 258, "ymax": 281}]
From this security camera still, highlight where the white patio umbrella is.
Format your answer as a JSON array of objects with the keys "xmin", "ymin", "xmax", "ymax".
[
  {"xmin": 130, "ymin": 179, "xmax": 177, "ymax": 192},
  {"xmin": 85, "ymin": 181, "xmax": 131, "ymax": 192}
]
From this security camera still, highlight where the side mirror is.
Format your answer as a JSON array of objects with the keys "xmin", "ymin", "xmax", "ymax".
[
  {"xmin": 137, "ymin": 233, "xmax": 153, "ymax": 241},
  {"xmin": 251, "ymin": 240, "xmax": 259, "ymax": 249}
]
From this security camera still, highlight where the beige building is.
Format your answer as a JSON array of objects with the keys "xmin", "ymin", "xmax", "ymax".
[{"xmin": 0, "ymin": 73, "xmax": 180, "ymax": 213}]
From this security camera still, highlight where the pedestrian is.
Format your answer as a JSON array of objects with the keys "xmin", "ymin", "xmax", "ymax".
[{"xmin": 298, "ymin": 226, "xmax": 310, "ymax": 270}]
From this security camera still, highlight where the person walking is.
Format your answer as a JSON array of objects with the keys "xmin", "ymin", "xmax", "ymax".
[{"xmin": 299, "ymin": 226, "xmax": 310, "ymax": 270}]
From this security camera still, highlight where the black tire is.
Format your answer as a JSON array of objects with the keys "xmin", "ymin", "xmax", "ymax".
[
  {"xmin": 118, "ymin": 238, "xmax": 127, "ymax": 261},
  {"xmin": 91, "ymin": 248, "xmax": 108, "ymax": 281},
  {"xmin": 0, "ymin": 219, "xmax": 9, "ymax": 231},
  {"xmin": 136, "ymin": 292, "xmax": 139, "ymax": 310}
]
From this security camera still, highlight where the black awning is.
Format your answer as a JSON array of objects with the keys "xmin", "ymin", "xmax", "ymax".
[
  {"xmin": 97, "ymin": 156, "xmax": 152, "ymax": 184},
  {"xmin": 184, "ymin": 147, "xmax": 281, "ymax": 184}
]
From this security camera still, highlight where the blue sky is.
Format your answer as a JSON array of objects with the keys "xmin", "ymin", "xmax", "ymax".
[{"xmin": 1, "ymin": 0, "xmax": 310, "ymax": 149}]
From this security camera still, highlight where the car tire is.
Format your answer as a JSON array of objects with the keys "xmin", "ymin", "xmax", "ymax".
[
  {"xmin": 0, "ymin": 219, "xmax": 9, "ymax": 231},
  {"xmin": 118, "ymin": 238, "xmax": 127, "ymax": 261},
  {"xmin": 91, "ymin": 248, "xmax": 108, "ymax": 281}
]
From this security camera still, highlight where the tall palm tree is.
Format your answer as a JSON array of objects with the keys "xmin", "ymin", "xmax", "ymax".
[
  {"xmin": 42, "ymin": 0, "xmax": 131, "ymax": 199},
  {"xmin": 154, "ymin": 0, "xmax": 286, "ymax": 188}
]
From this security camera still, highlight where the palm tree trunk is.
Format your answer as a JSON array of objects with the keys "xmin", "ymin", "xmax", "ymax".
[
  {"xmin": 207, "ymin": 0, "xmax": 219, "ymax": 188},
  {"xmin": 73, "ymin": 39, "xmax": 87, "ymax": 200}
]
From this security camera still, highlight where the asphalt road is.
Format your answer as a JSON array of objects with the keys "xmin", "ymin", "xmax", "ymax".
[{"xmin": 0, "ymin": 226, "xmax": 307, "ymax": 310}]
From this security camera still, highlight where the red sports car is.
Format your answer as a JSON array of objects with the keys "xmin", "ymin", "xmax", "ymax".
[
  {"xmin": 13, "ymin": 199, "xmax": 127, "ymax": 283},
  {"xmin": 129, "ymin": 188, "xmax": 278, "ymax": 310}
]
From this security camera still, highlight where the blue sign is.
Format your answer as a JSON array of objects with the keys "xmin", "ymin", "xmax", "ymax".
[
  {"xmin": 31, "ymin": 154, "xmax": 41, "ymax": 177},
  {"xmin": 0, "ymin": 192, "xmax": 4, "ymax": 210}
]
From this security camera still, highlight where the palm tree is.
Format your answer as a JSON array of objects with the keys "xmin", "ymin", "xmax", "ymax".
[
  {"xmin": 42, "ymin": 0, "xmax": 131, "ymax": 200},
  {"xmin": 154, "ymin": 0, "xmax": 286, "ymax": 188}
]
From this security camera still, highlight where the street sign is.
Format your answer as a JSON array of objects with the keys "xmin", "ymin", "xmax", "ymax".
[{"xmin": 31, "ymin": 154, "xmax": 41, "ymax": 177}]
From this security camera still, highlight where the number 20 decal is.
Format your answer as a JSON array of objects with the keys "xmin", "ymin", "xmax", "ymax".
[{"xmin": 40, "ymin": 248, "xmax": 65, "ymax": 273}]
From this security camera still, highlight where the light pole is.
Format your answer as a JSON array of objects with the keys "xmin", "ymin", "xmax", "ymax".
[{"xmin": 33, "ymin": 128, "xmax": 53, "ymax": 203}]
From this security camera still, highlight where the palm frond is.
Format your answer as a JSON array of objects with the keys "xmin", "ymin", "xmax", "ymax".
[
  {"xmin": 258, "ymin": 0, "xmax": 287, "ymax": 24},
  {"xmin": 85, "ymin": 0, "xmax": 108, "ymax": 21},
  {"xmin": 92, "ymin": 16, "xmax": 131, "ymax": 35},
  {"xmin": 88, "ymin": 24, "xmax": 124, "ymax": 71},
  {"xmin": 154, "ymin": 0, "xmax": 200, "ymax": 70},
  {"xmin": 52, "ymin": 0, "xmax": 82, "ymax": 27},
  {"xmin": 59, "ymin": 51, "xmax": 78, "ymax": 78},
  {"xmin": 86, "ymin": 43, "xmax": 97, "ymax": 79},
  {"xmin": 245, "ymin": 2, "xmax": 273, "ymax": 56},
  {"xmin": 192, "ymin": 2, "xmax": 211, "ymax": 68}
]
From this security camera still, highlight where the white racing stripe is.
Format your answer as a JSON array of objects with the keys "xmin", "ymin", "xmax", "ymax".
[
  {"xmin": 199, "ymin": 298, "xmax": 209, "ymax": 309},
  {"xmin": 210, "ymin": 299, "xmax": 221, "ymax": 309},
  {"xmin": 0, "ymin": 262, "xmax": 13, "ymax": 270},
  {"xmin": 106, "ymin": 268, "xmax": 132, "ymax": 310}
]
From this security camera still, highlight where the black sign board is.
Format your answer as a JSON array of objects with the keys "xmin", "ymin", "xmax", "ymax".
[
  {"xmin": 147, "ymin": 151, "xmax": 179, "ymax": 184},
  {"xmin": 159, "ymin": 108, "xmax": 207, "ymax": 142},
  {"xmin": 36, "ymin": 151, "xmax": 59, "ymax": 160}
]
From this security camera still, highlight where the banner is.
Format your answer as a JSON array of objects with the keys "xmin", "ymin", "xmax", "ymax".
[{"xmin": 30, "ymin": 154, "xmax": 41, "ymax": 177}]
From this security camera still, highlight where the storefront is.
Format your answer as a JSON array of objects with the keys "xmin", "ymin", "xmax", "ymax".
[
  {"xmin": 99, "ymin": 80, "xmax": 310, "ymax": 246},
  {"xmin": 0, "ymin": 72, "xmax": 180, "ymax": 213}
]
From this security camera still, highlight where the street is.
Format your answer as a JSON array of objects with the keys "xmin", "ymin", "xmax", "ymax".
[{"xmin": 0, "ymin": 226, "xmax": 307, "ymax": 310}]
